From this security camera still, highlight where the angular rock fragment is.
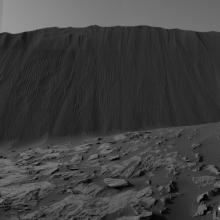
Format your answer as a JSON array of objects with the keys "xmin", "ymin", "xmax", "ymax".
[
  {"xmin": 121, "ymin": 156, "xmax": 142, "ymax": 178},
  {"xmin": 19, "ymin": 150, "xmax": 35, "ymax": 161},
  {"xmin": 104, "ymin": 178, "xmax": 130, "ymax": 188},
  {"xmin": 133, "ymin": 168, "xmax": 146, "ymax": 177},
  {"xmin": 139, "ymin": 211, "xmax": 153, "ymax": 219},
  {"xmin": 214, "ymin": 181, "xmax": 220, "ymax": 189},
  {"xmin": 135, "ymin": 187, "xmax": 153, "ymax": 199},
  {"xmin": 101, "ymin": 155, "xmax": 141, "ymax": 178},
  {"xmin": 101, "ymin": 163, "xmax": 125, "ymax": 177},
  {"xmin": 73, "ymin": 183, "xmax": 103, "ymax": 196},
  {"xmin": 196, "ymin": 192, "xmax": 208, "ymax": 203},
  {"xmin": 88, "ymin": 154, "xmax": 99, "ymax": 160},
  {"xmin": 42, "ymin": 152, "xmax": 60, "ymax": 160},
  {"xmin": 116, "ymin": 216, "xmax": 140, "ymax": 220},
  {"xmin": 194, "ymin": 203, "xmax": 208, "ymax": 216},
  {"xmin": 113, "ymin": 134, "xmax": 127, "ymax": 141},
  {"xmin": 166, "ymin": 181, "xmax": 178, "ymax": 193},
  {"xmin": 21, "ymin": 195, "xmax": 84, "ymax": 220},
  {"xmin": 145, "ymin": 180, "xmax": 151, "ymax": 186},
  {"xmin": 33, "ymin": 161, "xmax": 60, "ymax": 176},
  {"xmin": 74, "ymin": 144, "xmax": 91, "ymax": 153},
  {"xmin": 101, "ymin": 190, "xmax": 136, "ymax": 217},
  {"xmin": 131, "ymin": 199, "xmax": 155, "ymax": 216},
  {"xmin": 99, "ymin": 143, "xmax": 113, "ymax": 155},
  {"xmin": 213, "ymin": 208, "xmax": 220, "ymax": 220},
  {"xmin": 195, "ymin": 153, "xmax": 203, "ymax": 162},
  {"xmin": 191, "ymin": 143, "xmax": 201, "ymax": 150},
  {"xmin": 160, "ymin": 195, "xmax": 172, "ymax": 205},
  {"xmin": 0, "ymin": 159, "xmax": 27, "ymax": 187},
  {"xmin": 192, "ymin": 176, "xmax": 216, "ymax": 187},
  {"xmin": 0, "ymin": 181, "xmax": 54, "ymax": 210},
  {"xmin": 205, "ymin": 164, "xmax": 220, "ymax": 175},
  {"xmin": 108, "ymin": 154, "xmax": 120, "ymax": 161},
  {"xmin": 141, "ymin": 197, "xmax": 157, "ymax": 209},
  {"xmin": 160, "ymin": 207, "xmax": 169, "ymax": 214},
  {"xmin": 209, "ymin": 181, "xmax": 220, "ymax": 196},
  {"xmin": 71, "ymin": 154, "xmax": 83, "ymax": 164}
]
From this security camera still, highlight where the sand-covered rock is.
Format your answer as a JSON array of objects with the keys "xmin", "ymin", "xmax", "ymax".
[
  {"xmin": 0, "ymin": 159, "xmax": 27, "ymax": 187},
  {"xmin": 0, "ymin": 181, "xmax": 54, "ymax": 211},
  {"xmin": 196, "ymin": 193, "xmax": 209, "ymax": 203},
  {"xmin": 205, "ymin": 165, "xmax": 220, "ymax": 175},
  {"xmin": 104, "ymin": 178, "xmax": 130, "ymax": 188},
  {"xmin": 194, "ymin": 203, "xmax": 208, "ymax": 216},
  {"xmin": 192, "ymin": 176, "xmax": 217, "ymax": 187}
]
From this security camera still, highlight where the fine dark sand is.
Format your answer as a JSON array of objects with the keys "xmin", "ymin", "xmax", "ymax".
[{"xmin": 1, "ymin": 26, "xmax": 220, "ymax": 141}]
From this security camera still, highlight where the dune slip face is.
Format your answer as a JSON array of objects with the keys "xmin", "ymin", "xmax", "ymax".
[{"xmin": 1, "ymin": 26, "xmax": 220, "ymax": 141}]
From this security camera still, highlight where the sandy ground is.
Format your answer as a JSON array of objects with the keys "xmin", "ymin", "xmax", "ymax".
[{"xmin": 1, "ymin": 122, "xmax": 220, "ymax": 219}]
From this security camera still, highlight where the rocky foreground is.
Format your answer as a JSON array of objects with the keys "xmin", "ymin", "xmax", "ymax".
[{"xmin": 1, "ymin": 123, "xmax": 220, "ymax": 219}]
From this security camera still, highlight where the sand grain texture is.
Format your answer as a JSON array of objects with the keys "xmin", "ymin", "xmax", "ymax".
[{"xmin": 1, "ymin": 26, "xmax": 220, "ymax": 141}]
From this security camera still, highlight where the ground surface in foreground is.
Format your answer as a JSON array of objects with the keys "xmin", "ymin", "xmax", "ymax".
[{"xmin": 1, "ymin": 123, "xmax": 220, "ymax": 219}]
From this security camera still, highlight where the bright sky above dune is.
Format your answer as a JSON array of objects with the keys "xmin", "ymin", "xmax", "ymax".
[
  {"xmin": 0, "ymin": 0, "xmax": 3, "ymax": 31},
  {"xmin": 0, "ymin": 0, "xmax": 220, "ymax": 33}
]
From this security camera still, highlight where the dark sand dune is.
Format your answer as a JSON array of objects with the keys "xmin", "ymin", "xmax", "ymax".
[{"xmin": 1, "ymin": 26, "xmax": 220, "ymax": 141}]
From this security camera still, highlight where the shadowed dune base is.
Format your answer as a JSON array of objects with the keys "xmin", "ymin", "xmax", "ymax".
[{"xmin": 1, "ymin": 26, "xmax": 220, "ymax": 141}]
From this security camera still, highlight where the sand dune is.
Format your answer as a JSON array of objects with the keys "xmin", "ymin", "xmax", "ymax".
[{"xmin": 1, "ymin": 26, "xmax": 220, "ymax": 141}]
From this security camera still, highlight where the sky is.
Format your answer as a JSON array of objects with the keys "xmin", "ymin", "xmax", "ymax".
[
  {"xmin": 1, "ymin": 0, "xmax": 220, "ymax": 33},
  {"xmin": 0, "ymin": 0, "xmax": 2, "ymax": 31}
]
